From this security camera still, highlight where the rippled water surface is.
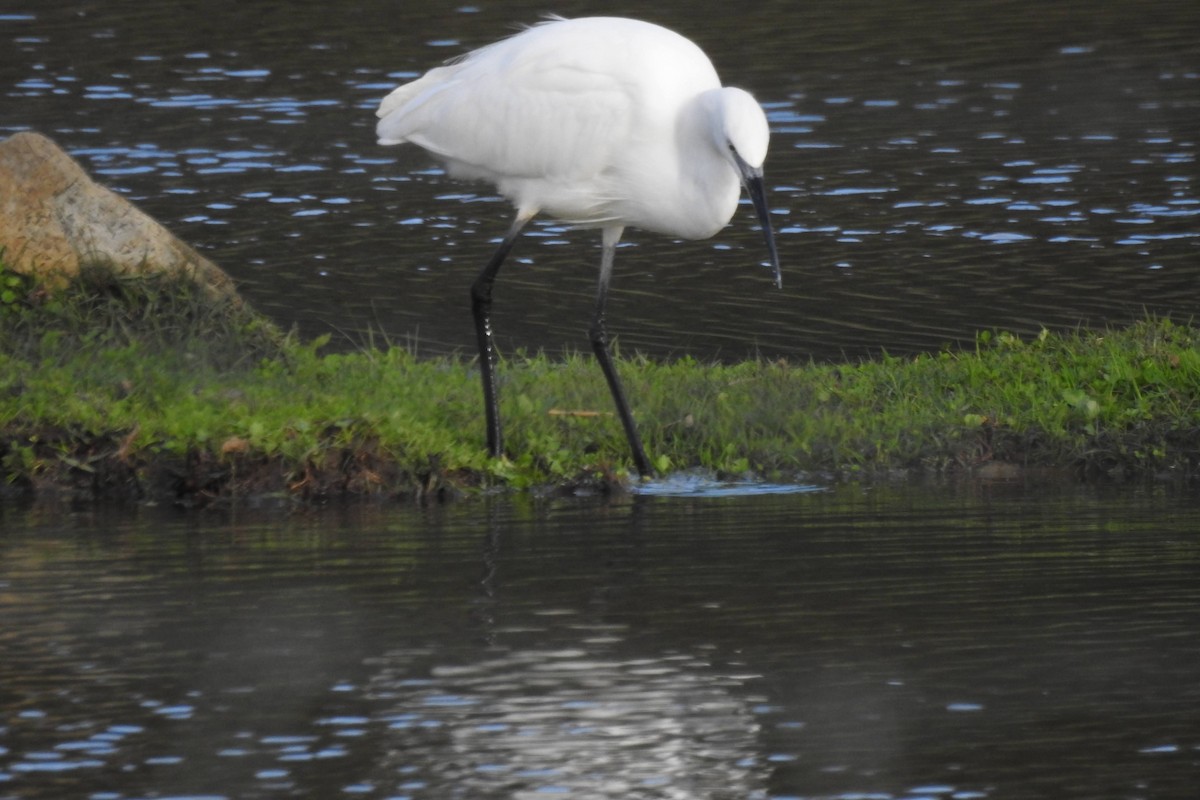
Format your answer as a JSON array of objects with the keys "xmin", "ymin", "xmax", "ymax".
[
  {"xmin": 2, "ymin": 0, "xmax": 1198, "ymax": 360},
  {"xmin": 3, "ymin": 483, "xmax": 1200, "ymax": 799}
]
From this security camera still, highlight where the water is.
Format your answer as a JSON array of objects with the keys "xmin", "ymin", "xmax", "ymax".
[
  {"xmin": 2, "ymin": 482, "xmax": 1199, "ymax": 799},
  {"xmin": 2, "ymin": 0, "xmax": 1198, "ymax": 360}
]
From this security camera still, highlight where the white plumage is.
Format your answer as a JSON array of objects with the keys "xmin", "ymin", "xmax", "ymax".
[{"xmin": 375, "ymin": 16, "xmax": 780, "ymax": 475}]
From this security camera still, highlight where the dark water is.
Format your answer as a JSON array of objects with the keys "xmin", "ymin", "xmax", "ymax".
[
  {"xmin": 2, "ymin": 0, "xmax": 1198, "ymax": 360},
  {"xmin": 2, "ymin": 482, "xmax": 1200, "ymax": 799}
]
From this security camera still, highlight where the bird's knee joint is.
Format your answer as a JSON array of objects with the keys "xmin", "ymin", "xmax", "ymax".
[
  {"xmin": 588, "ymin": 323, "xmax": 608, "ymax": 347},
  {"xmin": 470, "ymin": 281, "xmax": 493, "ymax": 306}
]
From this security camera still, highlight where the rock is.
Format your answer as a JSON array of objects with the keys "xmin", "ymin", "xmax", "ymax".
[{"xmin": 0, "ymin": 130, "xmax": 239, "ymax": 300}]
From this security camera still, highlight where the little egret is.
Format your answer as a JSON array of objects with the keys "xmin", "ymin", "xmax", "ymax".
[{"xmin": 376, "ymin": 16, "xmax": 780, "ymax": 476}]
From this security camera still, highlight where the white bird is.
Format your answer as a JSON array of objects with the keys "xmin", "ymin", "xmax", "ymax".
[{"xmin": 376, "ymin": 16, "xmax": 780, "ymax": 476}]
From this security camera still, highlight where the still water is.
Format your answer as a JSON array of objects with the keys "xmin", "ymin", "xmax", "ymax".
[
  {"xmin": 2, "ymin": 0, "xmax": 1198, "ymax": 360},
  {"xmin": 2, "ymin": 482, "xmax": 1200, "ymax": 799}
]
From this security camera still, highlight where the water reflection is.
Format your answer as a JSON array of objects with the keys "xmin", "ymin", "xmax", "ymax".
[
  {"xmin": 366, "ymin": 645, "xmax": 764, "ymax": 798},
  {"xmin": 1, "ymin": 1, "xmax": 1197, "ymax": 360},
  {"xmin": 2, "ymin": 483, "xmax": 1200, "ymax": 798}
]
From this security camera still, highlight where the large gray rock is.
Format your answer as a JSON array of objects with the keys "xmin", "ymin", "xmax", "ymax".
[{"xmin": 0, "ymin": 130, "xmax": 239, "ymax": 300}]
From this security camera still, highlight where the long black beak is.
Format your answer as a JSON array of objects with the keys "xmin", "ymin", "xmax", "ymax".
[{"xmin": 736, "ymin": 154, "xmax": 782, "ymax": 289}]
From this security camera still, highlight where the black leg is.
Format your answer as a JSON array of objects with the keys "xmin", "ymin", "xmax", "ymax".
[
  {"xmin": 588, "ymin": 230, "xmax": 654, "ymax": 477},
  {"xmin": 470, "ymin": 214, "xmax": 530, "ymax": 458}
]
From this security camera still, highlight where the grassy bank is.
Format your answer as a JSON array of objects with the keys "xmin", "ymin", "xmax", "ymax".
[{"xmin": 2, "ymin": 261, "xmax": 1199, "ymax": 505}]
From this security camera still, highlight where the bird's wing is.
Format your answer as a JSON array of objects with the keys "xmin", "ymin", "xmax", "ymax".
[{"xmin": 376, "ymin": 37, "xmax": 635, "ymax": 183}]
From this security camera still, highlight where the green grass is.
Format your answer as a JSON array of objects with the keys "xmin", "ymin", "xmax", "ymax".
[{"xmin": 2, "ymin": 257, "xmax": 1199, "ymax": 504}]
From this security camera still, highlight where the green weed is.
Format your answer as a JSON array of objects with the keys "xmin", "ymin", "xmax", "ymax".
[{"xmin": 3, "ymin": 256, "xmax": 1199, "ymax": 503}]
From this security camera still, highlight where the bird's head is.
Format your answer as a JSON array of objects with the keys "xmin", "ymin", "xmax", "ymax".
[{"xmin": 713, "ymin": 87, "xmax": 781, "ymax": 289}]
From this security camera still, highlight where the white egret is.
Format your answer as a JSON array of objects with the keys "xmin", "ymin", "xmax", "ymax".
[{"xmin": 376, "ymin": 16, "xmax": 780, "ymax": 476}]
